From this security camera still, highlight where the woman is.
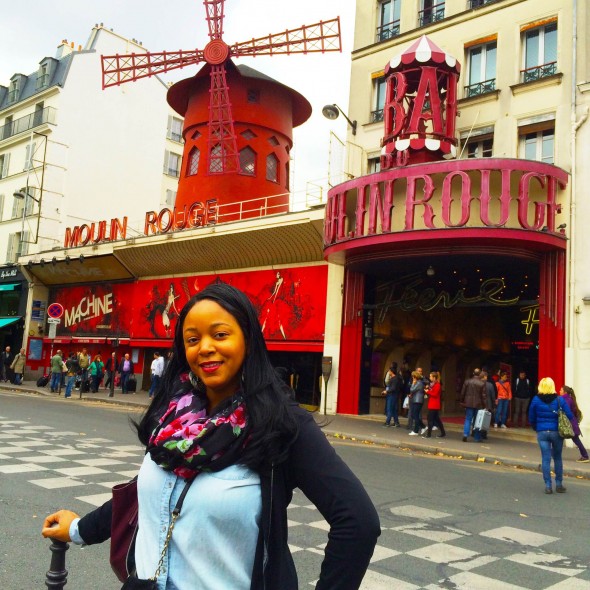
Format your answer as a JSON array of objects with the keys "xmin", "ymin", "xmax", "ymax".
[
  {"xmin": 422, "ymin": 371, "xmax": 445, "ymax": 438},
  {"xmin": 383, "ymin": 362, "xmax": 401, "ymax": 427},
  {"xmin": 89, "ymin": 354, "xmax": 105, "ymax": 393},
  {"xmin": 528, "ymin": 377, "xmax": 575, "ymax": 494},
  {"xmin": 495, "ymin": 371, "xmax": 512, "ymax": 428},
  {"xmin": 408, "ymin": 370, "xmax": 426, "ymax": 436},
  {"xmin": 41, "ymin": 283, "xmax": 380, "ymax": 589},
  {"xmin": 560, "ymin": 385, "xmax": 589, "ymax": 463}
]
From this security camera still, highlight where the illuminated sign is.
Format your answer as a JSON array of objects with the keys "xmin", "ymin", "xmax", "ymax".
[
  {"xmin": 63, "ymin": 199, "xmax": 219, "ymax": 247},
  {"xmin": 64, "ymin": 293, "xmax": 113, "ymax": 328},
  {"xmin": 520, "ymin": 304, "xmax": 540, "ymax": 335}
]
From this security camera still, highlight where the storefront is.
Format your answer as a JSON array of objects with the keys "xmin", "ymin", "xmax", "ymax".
[
  {"xmin": 0, "ymin": 266, "xmax": 27, "ymax": 352},
  {"xmin": 323, "ymin": 38, "xmax": 569, "ymax": 415}
]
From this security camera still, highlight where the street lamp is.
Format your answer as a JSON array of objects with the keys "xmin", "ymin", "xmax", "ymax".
[{"xmin": 322, "ymin": 104, "xmax": 358, "ymax": 135}]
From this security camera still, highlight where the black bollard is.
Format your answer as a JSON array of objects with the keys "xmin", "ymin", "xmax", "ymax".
[{"xmin": 45, "ymin": 539, "xmax": 69, "ymax": 589}]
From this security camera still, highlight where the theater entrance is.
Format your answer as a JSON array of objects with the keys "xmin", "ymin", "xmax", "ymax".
[{"xmin": 355, "ymin": 255, "xmax": 542, "ymax": 415}]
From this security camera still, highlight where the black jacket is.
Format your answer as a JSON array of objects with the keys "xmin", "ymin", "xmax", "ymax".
[{"xmin": 78, "ymin": 405, "xmax": 381, "ymax": 589}]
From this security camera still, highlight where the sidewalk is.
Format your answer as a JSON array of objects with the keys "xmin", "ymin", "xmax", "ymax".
[{"xmin": 3, "ymin": 379, "xmax": 589, "ymax": 480}]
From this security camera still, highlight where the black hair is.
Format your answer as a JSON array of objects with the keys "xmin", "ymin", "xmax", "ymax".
[{"xmin": 136, "ymin": 282, "xmax": 298, "ymax": 471}]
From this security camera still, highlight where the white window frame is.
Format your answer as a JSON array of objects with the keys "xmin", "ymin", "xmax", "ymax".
[
  {"xmin": 465, "ymin": 136, "xmax": 493, "ymax": 159},
  {"xmin": 521, "ymin": 22, "xmax": 558, "ymax": 82},
  {"xmin": 165, "ymin": 189, "xmax": 177, "ymax": 207},
  {"xmin": 163, "ymin": 150, "xmax": 181, "ymax": 177},
  {"xmin": 377, "ymin": 0, "xmax": 401, "ymax": 42},
  {"xmin": 520, "ymin": 127, "xmax": 554, "ymax": 164},
  {"xmin": 372, "ymin": 77, "xmax": 386, "ymax": 123},
  {"xmin": 465, "ymin": 41, "xmax": 497, "ymax": 97},
  {"xmin": 0, "ymin": 153, "xmax": 9, "ymax": 178},
  {"xmin": 167, "ymin": 116, "xmax": 183, "ymax": 143}
]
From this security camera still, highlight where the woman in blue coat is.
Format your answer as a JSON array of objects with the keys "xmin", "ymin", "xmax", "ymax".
[{"xmin": 528, "ymin": 377, "xmax": 575, "ymax": 494}]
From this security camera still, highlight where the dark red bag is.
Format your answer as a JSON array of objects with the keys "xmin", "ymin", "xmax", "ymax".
[{"xmin": 110, "ymin": 477, "xmax": 138, "ymax": 583}]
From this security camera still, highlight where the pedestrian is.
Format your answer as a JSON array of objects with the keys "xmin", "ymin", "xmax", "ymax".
[
  {"xmin": 513, "ymin": 370, "xmax": 531, "ymax": 427},
  {"xmin": 494, "ymin": 371, "xmax": 512, "ymax": 428},
  {"xmin": 460, "ymin": 368, "xmax": 487, "ymax": 442},
  {"xmin": 118, "ymin": 353, "xmax": 134, "ymax": 394},
  {"xmin": 1, "ymin": 345, "xmax": 13, "ymax": 383},
  {"xmin": 104, "ymin": 352, "xmax": 118, "ymax": 393},
  {"xmin": 41, "ymin": 283, "xmax": 380, "ymax": 589},
  {"xmin": 89, "ymin": 354, "xmax": 105, "ymax": 393},
  {"xmin": 77, "ymin": 348, "xmax": 91, "ymax": 393},
  {"xmin": 64, "ymin": 352, "xmax": 79, "ymax": 398},
  {"xmin": 383, "ymin": 362, "xmax": 402, "ymax": 427},
  {"xmin": 49, "ymin": 350, "xmax": 63, "ymax": 394},
  {"xmin": 528, "ymin": 377, "xmax": 575, "ymax": 493},
  {"xmin": 559, "ymin": 385, "xmax": 589, "ymax": 463},
  {"xmin": 408, "ymin": 370, "xmax": 426, "ymax": 436},
  {"xmin": 148, "ymin": 351, "xmax": 165, "ymax": 399},
  {"xmin": 480, "ymin": 371, "xmax": 496, "ymax": 440},
  {"xmin": 9, "ymin": 348, "xmax": 26, "ymax": 385},
  {"xmin": 422, "ymin": 371, "xmax": 445, "ymax": 438}
]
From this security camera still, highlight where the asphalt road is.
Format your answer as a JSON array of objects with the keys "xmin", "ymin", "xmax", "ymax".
[{"xmin": 1, "ymin": 391, "xmax": 589, "ymax": 590}]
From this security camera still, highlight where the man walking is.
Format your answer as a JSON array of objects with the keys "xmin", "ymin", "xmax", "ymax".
[
  {"xmin": 50, "ymin": 350, "xmax": 64, "ymax": 394},
  {"xmin": 104, "ymin": 352, "xmax": 118, "ymax": 397},
  {"xmin": 1, "ymin": 345, "xmax": 13, "ymax": 383},
  {"xmin": 77, "ymin": 348, "xmax": 91, "ymax": 393},
  {"xmin": 513, "ymin": 370, "xmax": 531, "ymax": 427},
  {"xmin": 10, "ymin": 348, "xmax": 26, "ymax": 385},
  {"xmin": 118, "ymin": 353, "xmax": 134, "ymax": 394},
  {"xmin": 460, "ymin": 368, "xmax": 487, "ymax": 442},
  {"xmin": 149, "ymin": 351, "xmax": 164, "ymax": 398}
]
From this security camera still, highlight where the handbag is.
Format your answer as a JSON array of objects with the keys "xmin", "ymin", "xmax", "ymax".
[
  {"xmin": 557, "ymin": 399, "xmax": 575, "ymax": 439},
  {"xmin": 117, "ymin": 476, "xmax": 195, "ymax": 589},
  {"xmin": 111, "ymin": 478, "xmax": 139, "ymax": 582},
  {"xmin": 402, "ymin": 395, "xmax": 410, "ymax": 410}
]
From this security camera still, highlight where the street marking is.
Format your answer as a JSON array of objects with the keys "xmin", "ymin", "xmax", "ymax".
[
  {"xmin": 75, "ymin": 492, "xmax": 112, "ymax": 506},
  {"xmin": 407, "ymin": 542, "xmax": 479, "ymax": 564},
  {"xmin": 392, "ymin": 522, "xmax": 468, "ymax": 543},
  {"xmin": 480, "ymin": 526, "xmax": 559, "ymax": 547},
  {"xmin": 507, "ymin": 552, "xmax": 586, "ymax": 576},
  {"xmin": 17, "ymin": 455, "xmax": 71, "ymax": 463},
  {"xmin": 40, "ymin": 449, "xmax": 86, "ymax": 456},
  {"xmin": 55, "ymin": 466, "xmax": 110, "ymax": 476},
  {"xmin": 430, "ymin": 571, "xmax": 528, "ymax": 589},
  {"xmin": 31, "ymin": 477, "xmax": 87, "ymax": 489},
  {"xmin": 72, "ymin": 458, "xmax": 126, "ymax": 467},
  {"xmin": 392, "ymin": 505, "xmax": 452, "ymax": 520},
  {"xmin": 0, "ymin": 463, "xmax": 49, "ymax": 473}
]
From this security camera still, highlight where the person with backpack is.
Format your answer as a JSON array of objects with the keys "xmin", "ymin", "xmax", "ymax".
[
  {"xmin": 64, "ymin": 352, "xmax": 79, "ymax": 398},
  {"xmin": 559, "ymin": 385, "xmax": 589, "ymax": 463},
  {"xmin": 77, "ymin": 348, "xmax": 91, "ymax": 393},
  {"xmin": 383, "ymin": 362, "xmax": 402, "ymax": 427}
]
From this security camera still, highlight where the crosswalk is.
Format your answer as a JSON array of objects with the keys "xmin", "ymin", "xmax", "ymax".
[{"xmin": 1, "ymin": 415, "xmax": 589, "ymax": 589}]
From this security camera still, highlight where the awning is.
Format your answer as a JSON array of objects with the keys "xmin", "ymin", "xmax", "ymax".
[
  {"xmin": 0, "ymin": 283, "xmax": 20, "ymax": 291},
  {"xmin": 0, "ymin": 316, "xmax": 21, "ymax": 328}
]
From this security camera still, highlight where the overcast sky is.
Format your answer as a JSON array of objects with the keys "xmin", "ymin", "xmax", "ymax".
[{"xmin": 0, "ymin": 0, "xmax": 357, "ymax": 200}]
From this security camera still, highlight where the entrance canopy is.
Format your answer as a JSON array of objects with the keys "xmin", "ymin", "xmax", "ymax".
[{"xmin": 0, "ymin": 317, "xmax": 21, "ymax": 328}]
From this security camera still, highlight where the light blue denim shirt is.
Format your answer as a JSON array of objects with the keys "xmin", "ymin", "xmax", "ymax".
[{"xmin": 135, "ymin": 454, "xmax": 262, "ymax": 590}]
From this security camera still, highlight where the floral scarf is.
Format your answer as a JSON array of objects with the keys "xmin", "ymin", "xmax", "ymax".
[{"xmin": 147, "ymin": 380, "xmax": 249, "ymax": 479}]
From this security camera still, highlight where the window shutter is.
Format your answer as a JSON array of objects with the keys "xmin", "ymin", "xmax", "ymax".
[
  {"xmin": 24, "ymin": 142, "xmax": 36, "ymax": 170},
  {"xmin": 0, "ymin": 194, "xmax": 4, "ymax": 220},
  {"xmin": 6, "ymin": 233, "xmax": 16, "ymax": 263},
  {"xmin": 163, "ymin": 149, "xmax": 170, "ymax": 174},
  {"xmin": 167, "ymin": 115, "xmax": 173, "ymax": 139},
  {"xmin": 1, "ymin": 153, "xmax": 10, "ymax": 177},
  {"xmin": 20, "ymin": 231, "xmax": 30, "ymax": 256}
]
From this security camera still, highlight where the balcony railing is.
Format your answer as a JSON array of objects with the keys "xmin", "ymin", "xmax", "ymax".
[
  {"xmin": 521, "ymin": 61, "xmax": 557, "ymax": 83},
  {"xmin": 370, "ymin": 109, "xmax": 384, "ymax": 124},
  {"xmin": 464, "ymin": 78, "xmax": 496, "ymax": 97},
  {"xmin": 36, "ymin": 74, "xmax": 49, "ymax": 90},
  {"xmin": 163, "ymin": 166, "xmax": 180, "ymax": 177},
  {"xmin": 376, "ymin": 19, "xmax": 400, "ymax": 42},
  {"xmin": 418, "ymin": 3, "xmax": 445, "ymax": 26},
  {"xmin": 0, "ymin": 106, "xmax": 57, "ymax": 141},
  {"xmin": 468, "ymin": 0, "xmax": 498, "ymax": 8}
]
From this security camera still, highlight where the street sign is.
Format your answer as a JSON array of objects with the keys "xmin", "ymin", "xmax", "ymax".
[
  {"xmin": 47, "ymin": 318, "xmax": 61, "ymax": 324},
  {"xmin": 47, "ymin": 302, "xmax": 64, "ymax": 319}
]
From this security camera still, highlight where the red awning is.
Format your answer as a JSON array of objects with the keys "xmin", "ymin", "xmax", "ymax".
[{"xmin": 42, "ymin": 337, "xmax": 71, "ymax": 344}]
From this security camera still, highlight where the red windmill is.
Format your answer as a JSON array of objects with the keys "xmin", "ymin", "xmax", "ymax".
[{"xmin": 101, "ymin": 0, "xmax": 341, "ymax": 175}]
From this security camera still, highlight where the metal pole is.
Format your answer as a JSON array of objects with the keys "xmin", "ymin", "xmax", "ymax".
[{"xmin": 44, "ymin": 539, "xmax": 69, "ymax": 589}]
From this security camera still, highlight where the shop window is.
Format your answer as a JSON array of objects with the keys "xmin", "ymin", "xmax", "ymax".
[
  {"xmin": 163, "ymin": 150, "xmax": 181, "ymax": 177},
  {"xmin": 521, "ymin": 21, "xmax": 557, "ymax": 83},
  {"xmin": 419, "ymin": 0, "xmax": 445, "ymax": 27},
  {"xmin": 465, "ymin": 41, "xmax": 496, "ymax": 97},
  {"xmin": 167, "ymin": 116, "xmax": 183, "ymax": 143},
  {"xmin": 239, "ymin": 146, "xmax": 256, "ymax": 176},
  {"xmin": 371, "ymin": 76, "xmax": 386, "ymax": 123},
  {"xmin": 520, "ymin": 125, "xmax": 554, "ymax": 164},
  {"xmin": 187, "ymin": 147, "xmax": 200, "ymax": 176},
  {"xmin": 266, "ymin": 153, "xmax": 279, "ymax": 183},
  {"xmin": 377, "ymin": 0, "xmax": 401, "ymax": 42}
]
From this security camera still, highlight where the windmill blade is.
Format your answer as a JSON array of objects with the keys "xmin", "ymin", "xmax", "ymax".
[
  {"xmin": 232, "ymin": 17, "xmax": 341, "ymax": 58},
  {"xmin": 207, "ymin": 64, "xmax": 240, "ymax": 174},
  {"xmin": 102, "ymin": 49, "xmax": 206, "ymax": 88},
  {"xmin": 204, "ymin": 0, "xmax": 225, "ymax": 40}
]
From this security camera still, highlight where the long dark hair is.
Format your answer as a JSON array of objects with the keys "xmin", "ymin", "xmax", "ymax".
[
  {"xmin": 562, "ymin": 385, "xmax": 581, "ymax": 420},
  {"xmin": 136, "ymin": 282, "xmax": 298, "ymax": 470}
]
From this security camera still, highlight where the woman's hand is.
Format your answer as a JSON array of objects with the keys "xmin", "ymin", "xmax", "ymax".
[{"xmin": 41, "ymin": 510, "xmax": 79, "ymax": 542}]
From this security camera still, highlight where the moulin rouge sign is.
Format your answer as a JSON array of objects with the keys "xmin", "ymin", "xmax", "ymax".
[
  {"xmin": 64, "ymin": 199, "xmax": 218, "ymax": 248},
  {"xmin": 324, "ymin": 36, "xmax": 568, "ymax": 247}
]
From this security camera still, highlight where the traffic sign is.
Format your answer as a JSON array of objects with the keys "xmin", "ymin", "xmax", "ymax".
[
  {"xmin": 47, "ymin": 318, "xmax": 61, "ymax": 324},
  {"xmin": 47, "ymin": 302, "xmax": 64, "ymax": 319}
]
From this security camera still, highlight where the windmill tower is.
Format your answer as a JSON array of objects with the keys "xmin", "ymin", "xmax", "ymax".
[{"xmin": 101, "ymin": 0, "xmax": 341, "ymax": 216}]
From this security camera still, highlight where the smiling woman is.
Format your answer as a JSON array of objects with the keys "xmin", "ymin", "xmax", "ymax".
[{"xmin": 41, "ymin": 282, "xmax": 380, "ymax": 590}]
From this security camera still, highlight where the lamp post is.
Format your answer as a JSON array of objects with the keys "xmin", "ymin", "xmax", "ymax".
[{"xmin": 322, "ymin": 104, "xmax": 358, "ymax": 135}]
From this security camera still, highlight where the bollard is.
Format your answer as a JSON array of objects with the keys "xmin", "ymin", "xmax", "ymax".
[{"xmin": 45, "ymin": 539, "xmax": 69, "ymax": 589}]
